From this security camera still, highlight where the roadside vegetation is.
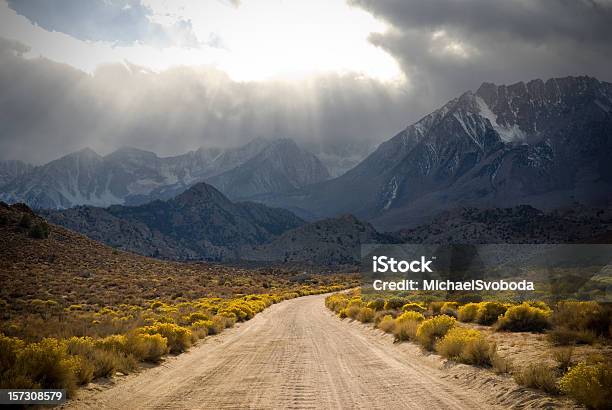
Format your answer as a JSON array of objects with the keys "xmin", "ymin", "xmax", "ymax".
[
  {"xmin": 326, "ymin": 291, "xmax": 612, "ymax": 409},
  {"xmin": 0, "ymin": 203, "xmax": 356, "ymax": 395}
]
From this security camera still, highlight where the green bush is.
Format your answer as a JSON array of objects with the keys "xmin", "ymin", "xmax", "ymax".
[
  {"xmin": 475, "ymin": 302, "xmax": 507, "ymax": 325},
  {"xmin": 416, "ymin": 315, "xmax": 456, "ymax": 350},
  {"xmin": 559, "ymin": 361, "xmax": 612, "ymax": 409},
  {"xmin": 366, "ymin": 298, "xmax": 385, "ymax": 311},
  {"xmin": 457, "ymin": 303, "xmax": 479, "ymax": 322},
  {"xmin": 29, "ymin": 222, "xmax": 50, "ymax": 239},
  {"xmin": 495, "ymin": 303, "xmax": 550, "ymax": 332},
  {"xmin": 19, "ymin": 213, "xmax": 32, "ymax": 228},
  {"xmin": 384, "ymin": 297, "xmax": 409, "ymax": 310}
]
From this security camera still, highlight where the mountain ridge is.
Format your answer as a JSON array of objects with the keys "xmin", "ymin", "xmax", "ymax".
[
  {"xmin": 0, "ymin": 138, "xmax": 331, "ymax": 209},
  {"xmin": 256, "ymin": 76, "xmax": 612, "ymax": 230}
]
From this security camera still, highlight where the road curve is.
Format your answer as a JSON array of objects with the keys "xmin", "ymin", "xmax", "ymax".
[{"xmin": 66, "ymin": 294, "xmax": 499, "ymax": 409}]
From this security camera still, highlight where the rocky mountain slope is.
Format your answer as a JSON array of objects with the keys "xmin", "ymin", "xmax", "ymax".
[
  {"xmin": 43, "ymin": 182, "xmax": 305, "ymax": 260},
  {"xmin": 241, "ymin": 215, "xmax": 394, "ymax": 265},
  {"xmin": 0, "ymin": 202, "xmax": 345, "ymax": 308},
  {"xmin": 259, "ymin": 76, "xmax": 612, "ymax": 230},
  {"xmin": 0, "ymin": 160, "xmax": 32, "ymax": 185},
  {"xmin": 0, "ymin": 138, "xmax": 330, "ymax": 209},
  {"xmin": 208, "ymin": 138, "xmax": 330, "ymax": 200},
  {"xmin": 396, "ymin": 205, "xmax": 612, "ymax": 244}
]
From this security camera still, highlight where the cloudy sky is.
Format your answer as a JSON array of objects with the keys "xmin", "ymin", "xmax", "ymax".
[{"xmin": 0, "ymin": 0, "xmax": 611, "ymax": 165}]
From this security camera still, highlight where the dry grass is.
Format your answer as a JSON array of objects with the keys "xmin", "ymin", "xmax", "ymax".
[
  {"xmin": 513, "ymin": 364, "xmax": 559, "ymax": 394},
  {"xmin": 0, "ymin": 204, "xmax": 355, "ymax": 392}
]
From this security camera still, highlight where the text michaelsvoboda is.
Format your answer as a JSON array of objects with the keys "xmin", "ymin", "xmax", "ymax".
[{"xmin": 372, "ymin": 279, "xmax": 535, "ymax": 291}]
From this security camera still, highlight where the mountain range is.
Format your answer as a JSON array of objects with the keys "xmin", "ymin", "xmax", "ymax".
[
  {"xmin": 0, "ymin": 138, "xmax": 330, "ymax": 209},
  {"xmin": 257, "ymin": 76, "xmax": 612, "ymax": 230},
  {"xmin": 42, "ymin": 182, "xmax": 305, "ymax": 261},
  {"xmin": 4, "ymin": 76, "xmax": 612, "ymax": 266}
]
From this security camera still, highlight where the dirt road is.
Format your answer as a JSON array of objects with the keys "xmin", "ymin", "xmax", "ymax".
[{"xmin": 66, "ymin": 294, "xmax": 501, "ymax": 409}]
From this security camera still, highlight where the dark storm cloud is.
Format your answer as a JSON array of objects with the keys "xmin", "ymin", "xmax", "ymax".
[
  {"xmin": 2, "ymin": 0, "xmax": 611, "ymax": 167},
  {"xmin": 7, "ymin": 0, "xmax": 200, "ymax": 47},
  {"xmin": 0, "ymin": 38, "xmax": 413, "ymax": 165},
  {"xmin": 350, "ymin": 0, "xmax": 612, "ymax": 105}
]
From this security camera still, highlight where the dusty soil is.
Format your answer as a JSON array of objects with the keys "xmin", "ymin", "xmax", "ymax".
[
  {"xmin": 64, "ymin": 294, "xmax": 578, "ymax": 409},
  {"xmin": 462, "ymin": 322, "xmax": 612, "ymax": 373}
]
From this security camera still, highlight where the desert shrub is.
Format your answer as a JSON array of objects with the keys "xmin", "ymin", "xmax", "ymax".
[
  {"xmin": 393, "ymin": 319, "xmax": 420, "ymax": 342},
  {"xmin": 550, "ymin": 302, "xmax": 610, "ymax": 344},
  {"xmin": 0, "ymin": 334, "xmax": 26, "ymax": 388},
  {"xmin": 191, "ymin": 319, "xmax": 214, "ymax": 336},
  {"xmin": 19, "ymin": 213, "xmax": 32, "ymax": 228},
  {"xmin": 212, "ymin": 315, "xmax": 234, "ymax": 332},
  {"xmin": 453, "ymin": 293, "xmax": 483, "ymax": 304},
  {"xmin": 0, "ymin": 334, "xmax": 23, "ymax": 372},
  {"xmin": 29, "ymin": 222, "xmax": 49, "ymax": 239},
  {"xmin": 91, "ymin": 349, "xmax": 119, "ymax": 378},
  {"xmin": 457, "ymin": 303, "xmax": 479, "ymax": 322},
  {"xmin": 401, "ymin": 303, "xmax": 426, "ymax": 313},
  {"xmin": 527, "ymin": 301, "xmax": 550, "ymax": 311},
  {"xmin": 125, "ymin": 333, "xmax": 167, "ymax": 362},
  {"xmin": 373, "ymin": 310, "xmax": 395, "ymax": 326},
  {"xmin": 366, "ymin": 298, "xmax": 385, "ymax": 311},
  {"xmin": 435, "ymin": 327, "xmax": 474, "ymax": 360},
  {"xmin": 72, "ymin": 356, "xmax": 94, "ymax": 385},
  {"xmin": 490, "ymin": 351, "xmax": 513, "ymax": 374},
  {"xmin": 95, "ymin": 335, "xmax": 127, "ymax": 352},
  {"xmin": 440, "ymin": 302, "xmax": 459, "ymax": 317},
  {"xmin": 475, "ymin": 302, "xmax": 507, "ymax": 325},
  {"xmin": 378, "ymin": 315, "xmax": 396, "ymax": 333},
  {"xmin": 559, "ymin": 361, "xmax": 612, "ymax": 409},
  {"xmin": 65, "ymin": 336, "xmax": 129, "ymax": 378},
  {"xmin": 547, "ymin": 328, "xmax": 597, "ymax": 346},
  {"xmin": 429, "ymin": 301, "xmax": 445, "ymax": 315},
  {"xmin": 416, "ymin": 315, "xmax": 456, "ymax": 350},
  {"xmin": 461, "ymin": 337, "xmax": 494, "ymax": 366},
  {"xmin": 356, "ymin": 307, "xmax": 375, "ymax": 323},
  {"xmin": 345, "ymin": 304, "xmax": 361, "ymax": 320},
  {"xmin": 396, "ymin": 310, "xmax": 425, "ymax": 323},
  {"xmin": 552, "ymin": 347, "xmax": 573, "ymax": 372},
  {"xmin": 139, "ymin": 323, "xmax": 192, "ymax": 353},
  {"xmin": 495, "ymin": 303, "xmax": 550, "ymax": 332},
  {"xmin": 435, "ymin": 327, "xmax": 493, "ymax": 366},
  {"xmin": 218, "ymin": 301, "xmax": 255, "ymax": 321},
  {"xmin": 384, "ymin": 297, "xmax": 409, "ymax": 310},
  {"xmin": 325, "ymin": 294, "xmax": 350, "ymax": 314},
  {"xmin": 183, "ymin": 312, "xmax": 210, "ymax": 325},
  {"xmin": 513, "ymin": 364, "xmax": 558, "ymax": 394},
  {"xmin": 18, "ymin": 338, "xmax": 78, "ymax": 394}
]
